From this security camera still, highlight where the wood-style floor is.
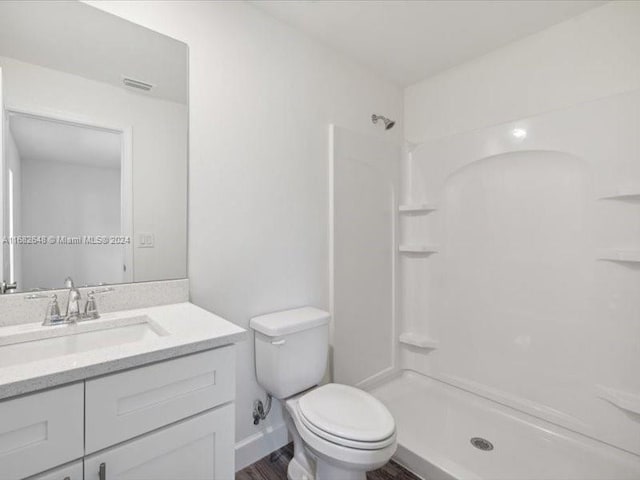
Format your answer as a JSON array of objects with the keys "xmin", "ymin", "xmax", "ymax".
[{"xmin": 236, "ymin": 443, "xmax": 422, "ymax": 480}]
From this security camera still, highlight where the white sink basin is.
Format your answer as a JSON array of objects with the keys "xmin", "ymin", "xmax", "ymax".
[{"xmin": 0, "ymin": 316, "xmax": 168, "ymax": 368}]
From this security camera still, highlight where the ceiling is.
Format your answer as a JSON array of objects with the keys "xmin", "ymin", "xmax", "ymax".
[
  {"xmin": 249, "ymin": 0, "xmax": 606, "ymax": 86},
  {"xmin": 9, "ymin": 114, "xmax": 121, "ymax": 170},
  {"xmin": 0, "ymin": 1, "xmax": 187, "ymax": 104}
]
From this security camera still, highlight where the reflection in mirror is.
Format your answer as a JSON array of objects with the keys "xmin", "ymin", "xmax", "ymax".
[
  {"xmin": 7, "ymin": 113, "xmax": 129, "ymax": 291},
  {"xmin": 0, "ymin": 1, "xmax": 188, "ymax": 292}
]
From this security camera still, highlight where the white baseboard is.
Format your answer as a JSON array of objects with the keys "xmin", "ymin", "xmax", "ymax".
[{"xmin": 235, "ymin": 422, "xmax": 289, "ymax": 472}]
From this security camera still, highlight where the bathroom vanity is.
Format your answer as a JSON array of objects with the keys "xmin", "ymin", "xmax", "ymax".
[{"xmin": 0, "ymin": 302, "xmax": 246, "ymax": 480}]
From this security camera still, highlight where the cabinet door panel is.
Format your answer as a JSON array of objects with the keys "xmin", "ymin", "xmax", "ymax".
[
  {"xmin": 26, "ymin": 460, "xmax": 83, "ymax": 480},
  {"xmin": 0, "ymin": 384, "xmax": 84, "ymax": 479},
  {"xmin": 84, "ymin": 404, "xmax": 234, "ymax": 480},
  {"xmin": 85, "ymin": 346, "xmax": 234, "ymax": 453}
]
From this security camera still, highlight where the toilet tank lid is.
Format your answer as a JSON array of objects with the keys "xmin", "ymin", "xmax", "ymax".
[{"xmin": 250, "ymin": 307, "xmax": 330, "ymax": 337}]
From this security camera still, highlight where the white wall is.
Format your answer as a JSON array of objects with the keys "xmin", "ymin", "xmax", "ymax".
[
  {"xmin": 20, "ymin": 159, "xmax": 121, "ymax": 290},
  {"xmin": 0, "ymin": 55, "xmax": 187, "ymax": 283},
  {"xmin": 405, "ymin": 1, "xmax": 640, "ymax": 143},
  {"xmin": 85, "ymin": 0, "xmax": 403, "ymax": 469},
  {"xmin": 401, "ymin": 0, "xmax": 640, "ymax": 456}
]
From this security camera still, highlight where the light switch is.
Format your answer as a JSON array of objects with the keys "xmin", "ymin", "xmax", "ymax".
[{"xmin": 137, "ymin": 232, "xmax": 155, "ymax": 248}]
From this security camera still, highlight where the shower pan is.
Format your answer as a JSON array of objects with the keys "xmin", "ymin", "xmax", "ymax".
[{"xmin": 331, "ymin": 89, "xmax": 640, "ymax": 479}]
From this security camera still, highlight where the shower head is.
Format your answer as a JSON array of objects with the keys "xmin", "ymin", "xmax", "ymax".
[{"xmin": 372, "ymin": 114, "xmax": 395, "ymax": 130}]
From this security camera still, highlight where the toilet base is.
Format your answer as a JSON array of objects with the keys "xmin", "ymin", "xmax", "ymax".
[
  {"xmin": 288, "ymin": 456, "xmax": 315, "ymax": 480},
  {"xmin": 285, "ymin": 402, "xmax": 316, "ymax": 480},
  {"xmin": 315, "ymin": 459, "xmax": 366, "ymax": 480},
  {"xmin": 286, "ymin": 446, "xmax": 368, "ymax": 480}
]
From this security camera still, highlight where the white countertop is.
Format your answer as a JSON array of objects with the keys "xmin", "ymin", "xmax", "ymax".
[{"xmin": 0, "ymin": 302, "xmax": 246, "ymax": 400}]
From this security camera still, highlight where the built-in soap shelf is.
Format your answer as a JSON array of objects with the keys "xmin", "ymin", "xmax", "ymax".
[
  {"xmin": 399, "ymin": 245, "xmax": 439, "ymax": 254},
  {"xmin": 597, "ymin": 249, "xmax": 640, "ymax": 263},
  {"xmin": 598, "ymin": 187, "xmax": 640, "ymax": 201},
  {"xmin": 399, "ymin": 332, "xmax": 439, "ymax": 350},
  {"xmin": 399, "ymin": 203, "xmax": 437, "ymax": 214},
  {"xmin": 597, "ymin": 385, "xmax": 640, "ymax": 415}
]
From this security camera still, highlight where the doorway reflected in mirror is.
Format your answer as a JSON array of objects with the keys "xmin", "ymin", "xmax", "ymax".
[{"xmin": 5, "ymin": 111, "xmax": 131, "ymax": 291}]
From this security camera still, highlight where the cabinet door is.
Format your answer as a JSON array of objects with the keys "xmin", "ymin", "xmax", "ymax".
[
  {"xmin": 85, "ymin": 346, "xmax": 235, "ymax": 454},
  {"xmin": 26, "ymin": 460, "xmax": 83, "ymax": 480},
  {"xmin": 84, "ymin": 404, "xmax": 234, "ymax": 480},
  {"xmin": 0, "ymin": 383, "xmax": 84, "ymax": 479}
]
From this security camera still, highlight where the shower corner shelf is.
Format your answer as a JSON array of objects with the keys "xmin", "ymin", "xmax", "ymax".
[
  {"xmin": 399, "ymin": 332, "xmax": 439, "ymax": 350},
  {"xmin": 399, "ymin": 245, "xmax": 439, "ymax": 254},
  {"xmin": 596, "ymin": 385, "xmax": 640, "ymax": 415},
  {"xmin": 597, "ymin": 249, "xmax": 640, "ymax": 263},
  {"xmin": 398, "ymin": 203, "xmax": 437, "ymax": 213}
]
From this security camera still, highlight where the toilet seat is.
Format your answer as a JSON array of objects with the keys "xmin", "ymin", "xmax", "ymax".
[{"xmin": 297, "ymin": 384, "xmax": 396, "ymax": 450}]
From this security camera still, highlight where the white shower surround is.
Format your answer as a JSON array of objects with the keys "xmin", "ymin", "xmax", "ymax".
[
  {"xmin": 331, "ymin": 90, "xmax": 640, "ymax": 476},
  {"xmin": 396, "ymin": 87, "xmax": 640, "ymax": 462},
  {"xmin": 336, "ymin": 4, "xmax": 640, "ymax": 477}
]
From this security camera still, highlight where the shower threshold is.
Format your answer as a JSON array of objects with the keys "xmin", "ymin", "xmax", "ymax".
[{"xmin": 369, "ymin": 371, "xmax": 640, "ymax": 480}]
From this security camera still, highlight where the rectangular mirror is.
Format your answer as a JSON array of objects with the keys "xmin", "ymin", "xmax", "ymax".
[{"xmin": 0, "ymin": 1, "xmax": 188, "ymax": 292}]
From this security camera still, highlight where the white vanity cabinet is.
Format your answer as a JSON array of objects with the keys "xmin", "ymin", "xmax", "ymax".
[
  {"xmin": 0, "ymin": 345, "xmax": 236, "ymax": 480},
  {"xmin": 84, "ymin": 405, "xmax": 234, "ymax": 480},
  {"xmin": 0, "ymin": 384, "xmax": 84, "ymax": 479}
]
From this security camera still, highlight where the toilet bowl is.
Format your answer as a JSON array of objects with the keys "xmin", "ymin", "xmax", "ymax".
[
  {"xmin": 251, "ymin": 307, "xmax": 397, "ymax": 480},
  {"xmin": 285, "ymin": 384, "xmax": 397, "ymax": 480}
]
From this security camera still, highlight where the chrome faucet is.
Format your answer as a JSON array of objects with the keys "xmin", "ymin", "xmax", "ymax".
[
  {"xmin": 64, "ymin": 277, "xmax": 82, "ymax": 322},
  {"xmin": 27, "ymin": 278, "xmax": 115, "ymax": 326}
]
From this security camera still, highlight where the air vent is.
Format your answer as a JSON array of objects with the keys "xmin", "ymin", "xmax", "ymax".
[{"xmin": 122, "ymin": 77, "xmax": 153, "ymax": 92}]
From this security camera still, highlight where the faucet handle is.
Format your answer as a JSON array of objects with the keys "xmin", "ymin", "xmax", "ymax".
[
  {"xmin": 84, "ymin": 291, "xmax": 100, "ymax": 320},
  {"xmin": 83, "ymin": 287, "xmax": 114, "ymax": 320},
  {"xmin": 26, "ymin": 293, "xmax": 63, "ymax": 325},
  {"xmin": 38, "ymin": 294, "xmax": 62, "ymax": 326},
  {"xmin": 45, "ymin": 294, "xmax": 62, "ymax": 323}
]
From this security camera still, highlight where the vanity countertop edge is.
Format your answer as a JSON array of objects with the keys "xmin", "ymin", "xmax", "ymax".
[{"xmin": 0, "ymin": 302, "xmax": 247, "ymax": 400}]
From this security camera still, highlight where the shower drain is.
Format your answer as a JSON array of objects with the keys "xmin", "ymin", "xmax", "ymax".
[{"xmin": 470, "ymin": 437, "xmax": 494, "ymax": 451}]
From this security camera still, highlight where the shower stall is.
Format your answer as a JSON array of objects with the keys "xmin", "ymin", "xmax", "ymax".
[{"xmin": 330, "ymin": 89, "xmax": 640, "ymax": 479}]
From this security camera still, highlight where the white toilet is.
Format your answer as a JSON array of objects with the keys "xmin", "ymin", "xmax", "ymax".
[{"xmin": 251, "ymin": 307, "xmax": 397, "ymax": 480}]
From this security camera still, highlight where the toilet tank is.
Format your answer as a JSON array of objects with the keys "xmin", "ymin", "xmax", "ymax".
[{"xmin": 251, "ymin": 307, "xmax": 330, "ymax": 399}]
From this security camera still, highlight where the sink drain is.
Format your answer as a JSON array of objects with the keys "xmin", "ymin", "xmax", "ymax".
[{"xmin": 470, "ymin": 437, "xmax": 494, "ymax": 451}]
